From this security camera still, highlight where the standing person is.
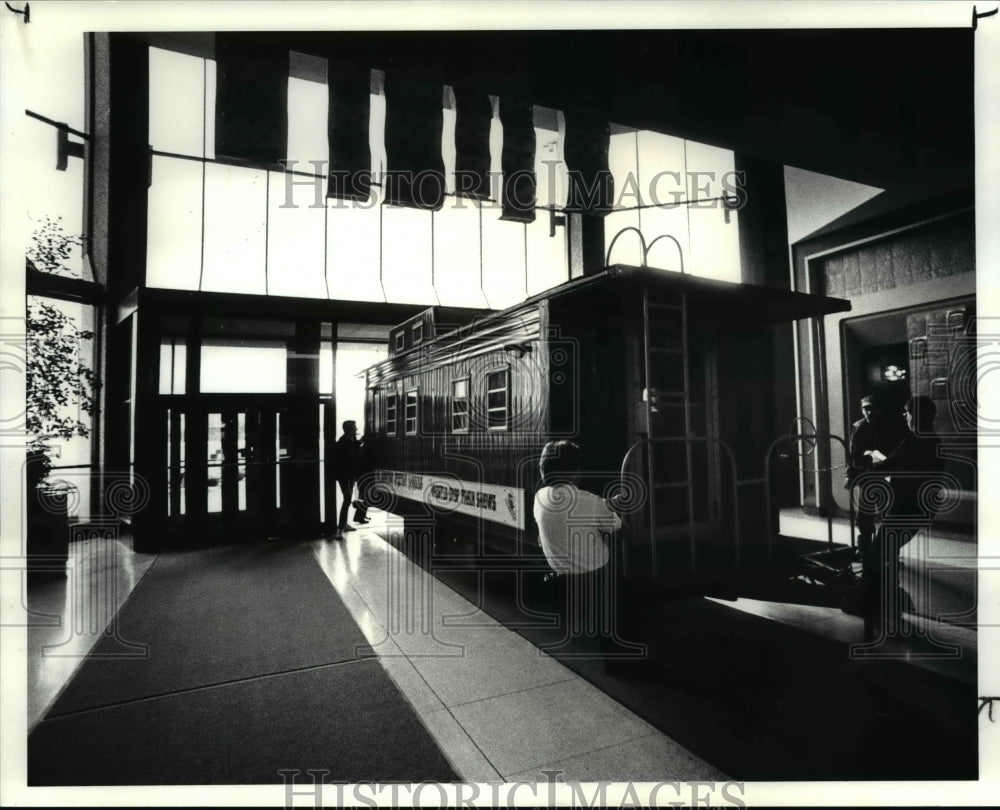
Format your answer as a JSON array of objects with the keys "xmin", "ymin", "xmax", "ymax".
[
  {"xmin": 846, "ymin": 393, "xmax": 906, "ymax": 552},
  {"xmin": 862, "ymin": 395, "xmax": 944, "ymax": 622},
  {"xmin": 533, "ymin": 440, "xmax": 645, "ymax": 673},
  {"xmin": 352, "ymin": 431, "xmax": 376, "ymax": 524},
  {"xmin": 333, "ymin": 420, "xmax": 363, "ymax": 537}
]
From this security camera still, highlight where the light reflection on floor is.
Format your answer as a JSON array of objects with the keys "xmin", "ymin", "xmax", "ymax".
[{"xmin": 25, "ymin": 530, "xmax": 158, "ymax": 730}]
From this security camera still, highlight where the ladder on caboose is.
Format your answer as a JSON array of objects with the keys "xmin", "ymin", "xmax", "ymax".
[{"xmin": 640, "ymin": 284, "xmax": 698, "ymax": 573}]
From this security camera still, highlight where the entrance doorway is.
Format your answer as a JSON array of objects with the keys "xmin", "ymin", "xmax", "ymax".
[
  {"xmin": 159, "ymin": 398, "xmax": 325, "ymax": 543},
  {"xmin": 841, "ymin": 297, "xmax": 975, "ymax": 435},
  {"xmin": 842, "ymin": 315, "xmax": 911, "ymax": 422},
  {"xmin": 335, "ymin": 342, "xmax": 388, "ymax": 434},
  {"xmin": 124, "ymin": 303, "xmax": 405, "ymax": 550},
  {"xmin": 840, "ymin": 296, "xmax": 976, "ymax": 528}
]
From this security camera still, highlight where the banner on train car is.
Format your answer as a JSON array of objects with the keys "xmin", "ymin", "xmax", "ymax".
[{"xmin": 374, "ymin": 470, "xmax": 525, "ymax": 530}]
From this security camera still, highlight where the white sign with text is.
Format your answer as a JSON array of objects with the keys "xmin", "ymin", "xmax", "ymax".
[{"xmin": 374, "ymin": 469, "xmax": 525, "ymax": 530}]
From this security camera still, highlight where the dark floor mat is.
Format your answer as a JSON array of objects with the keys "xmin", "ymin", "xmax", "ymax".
[
  {"xmin": 47, "ymin": 542, "xmax": 375, "ymax": 716},
  {"xmin": 30, "ymin": 658, "xmax": 456, "ymax": 784},
  {"xmin": 31, "ymin": 540, "xmax": 457, "ymax": 784}
]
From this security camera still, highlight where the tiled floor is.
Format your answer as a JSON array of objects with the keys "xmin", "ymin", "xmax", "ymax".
[
  {"xmin": 710, "ymin": 594, "xmax": 977, "ymax": 685},
  {"xmin": 25, "ymin": 531, "xmax": 157, "ymax": 729},
  {"xmin": 25, "ymin": 513, "xmax": 725, "ymax": 783},
  {"xmin": 769, "ymin": 508, "xmax": 978, "ymax": 685},
  {"xmin": 308, "ymin": 514, "xmax": 726, "ymax": 782},
  {"xmin": 26, "ymin": 511, "xmax": 975, "ymax": 782}
]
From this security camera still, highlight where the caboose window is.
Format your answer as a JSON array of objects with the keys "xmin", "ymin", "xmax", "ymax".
[
  {"xmin": 411, "ymin": 323, "xmax": 424, "ymax": 345},
  {"xmin": 486, "ymin": 369, "xmax": 509, "ymax": 430},
  {"xmin": 451, "ymin": 378, "xmax": 469, "ymax": 432},
  {"xmin": 386, "ymin": 393, "xmax": 398, "ymax": 435},
  {"xmin": 405, "ymin": 390, "xmax": 419, "ymax": 435},
  {"xmin": 371, "ymin": 391, "xmax": 381, "ymax": 432},
  {"xmin": 394, "ymin": 331, "xmax": 405, "ymax": 352}
]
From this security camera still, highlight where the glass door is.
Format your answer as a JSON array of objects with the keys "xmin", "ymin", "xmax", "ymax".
[{"xmin": 160, "ymin": 399, "xmax": 321, "ymax": 543}]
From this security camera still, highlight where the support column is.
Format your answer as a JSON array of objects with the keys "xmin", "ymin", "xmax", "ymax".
[{"xmin": 734, "ymin": 154, "xmax": 801, "ymax": 516}]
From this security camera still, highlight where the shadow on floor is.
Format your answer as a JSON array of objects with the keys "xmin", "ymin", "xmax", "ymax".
[{"xmin": 390, "ymin": 534, "xmax": 977, "ymax": 782}]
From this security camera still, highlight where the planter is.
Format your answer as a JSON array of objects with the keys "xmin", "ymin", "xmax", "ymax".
[{"xmin": 26, "ymin": 452, "xmax": 70, "ymax": 579}]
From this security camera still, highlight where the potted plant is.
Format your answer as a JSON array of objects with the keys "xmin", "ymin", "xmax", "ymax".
[{"xmin": 25, "ymin": 218, "xmax": 96, "ymax": 577}]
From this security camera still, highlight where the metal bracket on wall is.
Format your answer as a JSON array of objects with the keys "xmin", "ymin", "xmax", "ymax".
[
  {"xmin": 4, "ymin": 2, "xmax": 29, "ymax": 23},
  {"xmin": 972, "ymin": 5, "xmax": 998, "ymax": 30},
  {"xmin": 548, "ymin": 208, "xmax": 566, "ymax": 238}
]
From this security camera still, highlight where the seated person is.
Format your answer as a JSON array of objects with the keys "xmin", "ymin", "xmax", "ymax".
[
  {"xmin": 534, "ymin": 440, "xmax": 645, "ymax": 671},
  {"xmin": 535, "ymin": 440, "xmax": 621, "ymax": 577},
  {"xmin": 847, "ymin": 392, "xmax": 907, "ymax": 552},
  {"xmin": 856, "ymin": 395, "xmax": 944, "ymax": 624}
]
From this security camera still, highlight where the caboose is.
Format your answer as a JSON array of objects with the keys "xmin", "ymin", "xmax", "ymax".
[{"xmin": 363, "ymin": 263, "xmax": 851, "ymax": 591}]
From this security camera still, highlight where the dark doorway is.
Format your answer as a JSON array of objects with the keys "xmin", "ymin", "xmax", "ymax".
[{"xmin": 843, "ymin": 312, "xmax": 910, "ymax": 426}]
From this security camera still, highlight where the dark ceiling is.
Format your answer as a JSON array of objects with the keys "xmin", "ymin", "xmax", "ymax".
[{"xmin": 139, "ymin": 28, "xmax": 975, "ymax": 192}]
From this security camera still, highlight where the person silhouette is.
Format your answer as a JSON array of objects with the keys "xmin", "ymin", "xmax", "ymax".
[{"xmin": 333, "ymin": 420, "xmax": 363, "ymax": 537}]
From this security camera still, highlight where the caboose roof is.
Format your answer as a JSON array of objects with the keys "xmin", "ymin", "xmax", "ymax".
[
  {"xmin": 369, "ymin": 264, "xmax": 850, "ymax": 377},
  {"xmin": 424, "ymin": 263, "xmax": 851, "ymax": 334},
  {"xmin": 398, "ymin": 264, "xmax": 850, "ymax": 345},
  {"xmin": 536, "ymin": 264, "xmax": 852, "ymax": 325},
  {"xmin": 396, "ymin": 265, "xmax": 850, "ymax": 334}
]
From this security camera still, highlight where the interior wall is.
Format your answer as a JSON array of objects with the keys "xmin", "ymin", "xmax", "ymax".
[
  {"xmin": 783, "ymin": 166, "xmax": 883, "ymax": 245},
  {"xmin": 798, "ymin": 209, "xmax": 975, "ymax": 516}
]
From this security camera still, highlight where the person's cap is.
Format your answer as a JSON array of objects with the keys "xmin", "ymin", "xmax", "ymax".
[{"xmin": 860, "ymin": 395, "xmax": 874, "ymax": 407}]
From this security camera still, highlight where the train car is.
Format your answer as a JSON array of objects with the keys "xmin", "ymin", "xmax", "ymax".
[{"xmin": 363, "ymin": 263, "xmax": 851, "ymax": 591}]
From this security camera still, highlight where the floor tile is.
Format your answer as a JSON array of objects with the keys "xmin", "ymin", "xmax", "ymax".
[
  {"xmin": 374, "ymin": 650, "xmax": 447, "ymax": 717},
  {"xmin": 419, "ymin": 708, "xmax": 503, "ymax": 782},
  {"xmin": 505, "ymin": 730, "xmax": 728, "ymax": 782},
  {"xmin": 350, "ymin": 584, "xmax": 485, "ymax": 660},
  {"xmin": 409, "ymin": 631, "xmax": 576, "ymax": 707},
  {"xmin": 808, "ymin": 613, "xmax": 867, "ymax": 644},
  {"xmin": 449, "ymin": 678, "xmax": 655, "ymax": 777},
  {"xmin": 710, "ymin": 597, "xmax": 836, "ymax": 626}
]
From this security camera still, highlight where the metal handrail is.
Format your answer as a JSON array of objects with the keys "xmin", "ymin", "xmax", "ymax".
[
  {"xmin": 763, "ymin": 431, "xmax": 851, "ymax": 557},
  {"xmin": 604, "ymin": 226, "xmax": 647, "ymax": 267},
  {"xmin": 644, "ymin": 233, "xmax": 686, "ymax": 275},
  {"xmin": 618, "ymin": 435, "xmax": 741, "ymax": 575},
  {"xmin": 604, "ymin": 227, "xmax": 687, "ymax": 274}
]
